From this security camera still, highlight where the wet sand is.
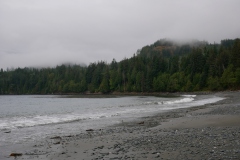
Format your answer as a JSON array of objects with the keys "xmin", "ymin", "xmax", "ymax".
[{"xmin": 2, "ymin": 91, "xmax": 240, "ymax": 160}]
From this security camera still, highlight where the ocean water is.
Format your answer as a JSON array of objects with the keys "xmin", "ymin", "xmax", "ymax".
[{"xmin": 0, "ymin": 94, "xmax": 224, "ymax": 146}]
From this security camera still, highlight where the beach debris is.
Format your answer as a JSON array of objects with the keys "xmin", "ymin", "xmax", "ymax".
[
  {"xmin": 54, "ymin": 142, "xmax": 61, "ymax": 145},
  {"xmin": 138, "ymin": 121, "xmax": 144, "ymax": 125},
  {"xmin": 64, "ymin": 135, "xmax": 73, "ymax": 138},
  {"xmin": 50, "ymin": 136, "xmax": 62, "ymax": 139},
  {"xmin": 86, "ymin": 129, "xmax": 94, "ymax": 138},
  {"xmin": 9, "ymin": 153, "xmax": 22, "ymax": 157}
]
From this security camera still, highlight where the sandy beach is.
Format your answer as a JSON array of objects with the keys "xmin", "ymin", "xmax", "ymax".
[{"xmin": 2, "ymin": 91, "xmax": 240, "ymax": 160}]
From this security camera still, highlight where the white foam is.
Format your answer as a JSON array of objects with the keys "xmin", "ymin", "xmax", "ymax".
[
  {"xmin": 182, "ymin": 95, "xmax": 196, "ymax": 97},
  {"xmin": 0, "ymin": 113, "xmax": 96, "ymax": 130},
  {"xmin": 159, "ymin": 97, "xmax": 194, "ymax": 105},
  {"xmin": 161, "ymin": 96, "xmax": 225, "ymax": 110},
  {"xmin": 0, "ymin": 110, "xmax": 129, "ymax": 130}
]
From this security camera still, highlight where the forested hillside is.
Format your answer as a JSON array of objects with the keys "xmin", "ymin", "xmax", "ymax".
[{"xmin": 0, "ymin": 38, "xmax": 240, "ymax": 94}]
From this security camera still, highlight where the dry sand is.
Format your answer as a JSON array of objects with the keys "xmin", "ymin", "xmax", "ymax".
[{"xmin": 2, "ymin": 91, "xmax": 240, "ymax": 160}]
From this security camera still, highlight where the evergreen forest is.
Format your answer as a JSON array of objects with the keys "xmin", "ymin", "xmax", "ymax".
[{"xmin": 0, "ymin": 38, "xmax": 240, "ymax": 94}]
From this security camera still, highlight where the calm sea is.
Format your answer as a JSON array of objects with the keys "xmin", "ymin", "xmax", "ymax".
[{"xmin": 0, "ymin": 94, "xmax": 224, "ymax": 147}]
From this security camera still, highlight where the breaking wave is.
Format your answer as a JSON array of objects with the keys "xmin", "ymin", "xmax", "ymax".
[
  {"xmin": 159, "ymin": 97, "xmax": 194, "ymax": 105},
  {"xmin": 0, "ymin": 112, "xmax": 122, "ymax": 130}
]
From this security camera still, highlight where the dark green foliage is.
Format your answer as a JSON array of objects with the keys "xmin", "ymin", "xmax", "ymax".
[
  {"xmin": 99, "ymin": 66, "xmax": 110, "ymax": 93},
  {"xmin": 0, "ymin": 38, "xmax": 240, "ymax": 94}
]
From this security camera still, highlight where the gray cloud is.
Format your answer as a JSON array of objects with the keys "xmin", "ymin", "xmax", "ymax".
[{"xmin": 1, "ymin": 0, "xmax": 240, "ymax": 69}]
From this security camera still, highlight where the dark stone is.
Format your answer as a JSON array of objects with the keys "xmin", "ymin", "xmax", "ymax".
[
  {"xmin": 10, "ymin": 153, "xmax": 22, "ymax": 157},
  {"xmin": 50, "ymin": 136, "xmax": 62, "ymax": 139}
]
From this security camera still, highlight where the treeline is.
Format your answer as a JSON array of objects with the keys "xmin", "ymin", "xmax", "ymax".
[{"xmin": 0, "ymin": 38, "xmax": 240, "ymax": 94}]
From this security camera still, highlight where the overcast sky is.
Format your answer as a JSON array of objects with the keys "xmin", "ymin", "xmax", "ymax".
[{"xmin": 0, "ymin": 0, "xmax": 240, "ymax": 69}]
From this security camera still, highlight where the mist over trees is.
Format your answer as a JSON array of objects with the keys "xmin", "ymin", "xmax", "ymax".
[{"xmin": 0, "ymin": 38, "xmax": 240, "ymax": 94}]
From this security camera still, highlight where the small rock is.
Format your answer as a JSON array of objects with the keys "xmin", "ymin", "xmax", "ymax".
[
  {"xmin": 50, "ymin": 136, "xmax": 62, "ymax": 139},
  {"xmin": 10, "ymin": 153, "xmax": 22, "ymax": 157}
]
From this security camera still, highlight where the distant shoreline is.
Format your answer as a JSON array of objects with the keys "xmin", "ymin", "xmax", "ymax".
[{"xmin": 1, "ymin": 90, "xmax": 237, "ymax": 98}]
